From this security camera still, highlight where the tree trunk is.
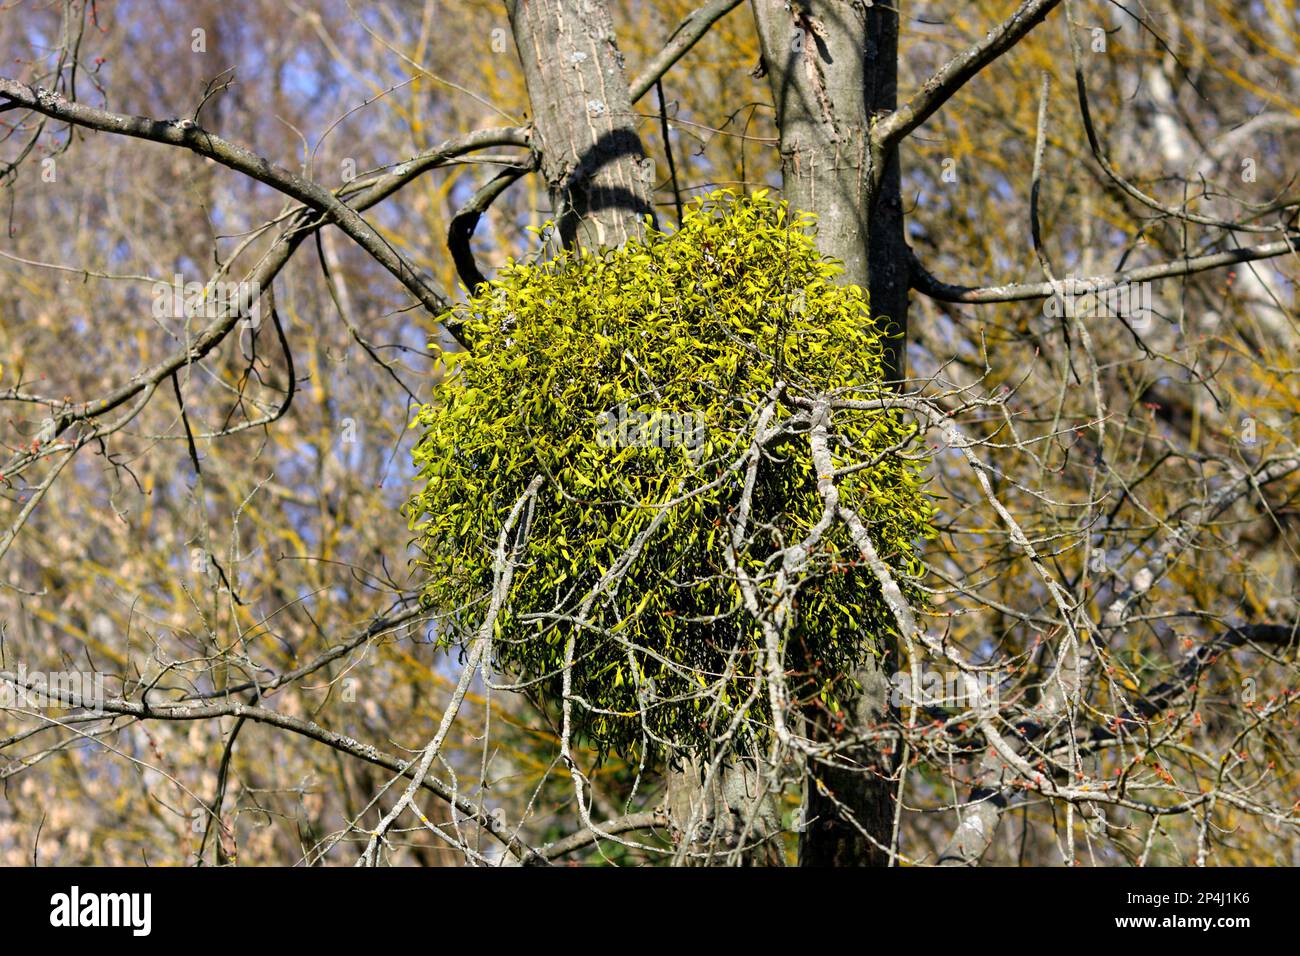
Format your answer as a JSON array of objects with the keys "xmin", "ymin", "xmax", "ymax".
[
  {"xmin": 506, "ymin": 0, "xmax": 656, "ymax": 250},
  {"xmin": 751, "ymin": 0, "xmax": 908, "ymax": 866},
  {"xmin": 508, "ymin": 0, "xmax": 781, "ymax": 864},
  {"xmin": 751, "ymin": 0, "xmax": 907, "ymax": 377},
  {"xmin": 666, "ymin": 754, "xmax": 784, "ymax": 866}
]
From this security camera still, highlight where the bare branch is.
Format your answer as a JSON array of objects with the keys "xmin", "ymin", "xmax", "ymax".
[{"xmin": 872, "ymin": 0, "xmax": 1063, "ymax": 148}]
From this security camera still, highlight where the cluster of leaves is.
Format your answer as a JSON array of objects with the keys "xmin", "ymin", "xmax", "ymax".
[{"xmin": 407, "ymin": 190, "xmax": 934, "ymax": 759}]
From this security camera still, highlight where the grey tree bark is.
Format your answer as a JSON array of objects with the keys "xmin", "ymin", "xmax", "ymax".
[
  {"xmin": 507, "ymin": 0, "xmax": 782, "ymax": 865},
  {"xmin": 751, "ymin": 0, "xmax": 908, "ymax": 382},
  {"xmin": 751, "ymin": 0, "xmax": 908, "ymax": 867},
  {"xmin": 506, "ymin": 0, "xmax": 656, "ymax": 249}
]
